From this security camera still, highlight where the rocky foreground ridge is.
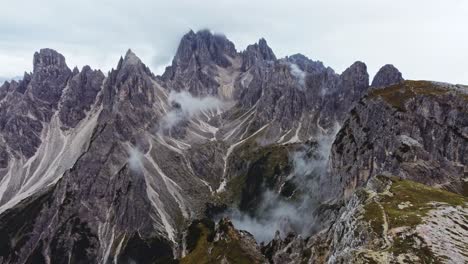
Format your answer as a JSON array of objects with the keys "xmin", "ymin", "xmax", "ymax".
[{"xmin": 0, "ymin": 30, "xmax": 466, "ymax": 263}]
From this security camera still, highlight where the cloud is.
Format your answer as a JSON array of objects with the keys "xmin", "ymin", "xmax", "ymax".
[
  {"xmin": 159, "ymin": 91, "xmax": 223, "ymax": 132},
  {"xmin": 227, "ymin": 191, "xmax": 308, "ymax": 243},
  {"xmin": 227, "ymin": 125, "xmax": 340, "ymax": 243},
  {"xmin": 1, "ymin": 1, "xmax": 467, "ymax": 84},
  {"xmin": 289, "ymin": 63, "xmax": 306, "ymax": 88},
  {"xmin": 127, "ymin": 146, "xmax": 143, "ymax": 172}
]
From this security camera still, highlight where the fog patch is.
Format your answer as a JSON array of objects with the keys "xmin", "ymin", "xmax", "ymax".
[
  {"xmin": 158, "ymin": 91, "xmax": 223, "ymax": 133},
  {"xmin": 289, "ymin": 63, "xmax": 306, "ymax": 88},
  {"xmin": 227, "ymin": 126, "xmax": 340, "ymax": 243},
  {"xmin": 127, "ymin": 146, "xmax": 143, "ymax": 172}
]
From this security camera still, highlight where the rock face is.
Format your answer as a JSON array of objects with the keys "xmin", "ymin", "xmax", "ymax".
[
  {"xmin": 59, "ymin": 66, "xmax": 105, "ymax": 128},
  {"xmin": 264, "ymin": 176, "xmax": 468, "ymax": 263},
  {"xmin": 371, "ymin": 64, "xmax": 404, "ymax": 88},
  {"xmin": 241, "ymin": 38, "xmax": 277, "ymax": 71},
  {"xmin": 31, "ymin": 49, "xmax": 72, "ymax": 108},
  {"xmin": 161, "ymin": 30, "xmax": 239, "ymax": 97},
  {"xmin": 180, "ymin": 218, "xmax": 266, "ymax": 263},
  {"xmin": 327, "ymin": 81, "xmax": 468, "ymax": 200},
  {"xmin": 0, "ymin": 49, "xmax": 72, "ymax": 163},
  {"xmin": 0, "ymin": 29, "xmax": 466, "ymax": 264}
]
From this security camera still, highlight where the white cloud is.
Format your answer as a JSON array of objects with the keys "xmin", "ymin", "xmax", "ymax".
[
  {"xmin": 159, "ymin": 91, "xmax": 223, "ymax": 132},
  {"xmin": 127, "ymin": 146, "xmax": 143, "ymax": 172},
  {"xmin": 289, "ymin": 63, "xmax": 306, "ymax": 88},
  {"xmin": 0, "ymin": 0, "xmax": 468, "ymax": 84},
  {"xmin": 228, "ymin": 126, "xmax": 341, "ymax": 243}
]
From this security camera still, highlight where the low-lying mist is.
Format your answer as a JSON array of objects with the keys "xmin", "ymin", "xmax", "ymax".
[
  {"xmin": 226, "ymin": 128, "xmax": 339, "ymax": 243},
  {"xmin": 159, "ymin": 91, "xmax": 223, "ymax": 133},
  {"xmin": 289, "ymin": 63, "xmax": 306, "ymax": 88}
]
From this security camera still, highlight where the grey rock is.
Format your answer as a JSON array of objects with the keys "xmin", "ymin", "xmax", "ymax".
[
  {"xmin": 30, "ymin": 48, "xmax": 72, "ymax": 107},
  {"xmin": 0, "ymin": 31, "xmax": 465, "ymax": 264},
  {"xmin": 59, "ymin": 66, "xmax": 105, "ymax": 128},
  {"xmin": 371, "ymin": 64, "xmax": 404, "ymax": 88},
  {"xmin": 162, "ymin": 30, "xmax": 238, "ymax": 96},
  {"xmin": 287, "ymin": 53, "xmax": 326, "ymax": 74},
  {"xmin": 0, "ymin": 49, "xmax": 71, "ymax": 160},
  {"xmin": 241, "ymin": 38, "xmax": 276, "ymax": 71},
  {"xmin": 327, "ymin": 81, "xmax": 468, "ymax": 200}
]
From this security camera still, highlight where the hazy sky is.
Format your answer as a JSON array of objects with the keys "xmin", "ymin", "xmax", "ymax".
[{"xmin": 1, "ymin": 0, "xmax": 467, "ymax": 84}]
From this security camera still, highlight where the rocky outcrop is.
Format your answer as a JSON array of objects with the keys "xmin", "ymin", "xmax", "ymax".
[
  {"xmin": 0, "ymin": 49, "xmax": 197, "ymax": 263},
  {"xmin": 328, "ymin": 81, "xmax": 468, "ymax": 200},
  {"xmin": 241, "ymin": 38, "xmax": 276, "ymax": 71},
  {"xmin": 30, "ymin": 49, "xmax": 72, "ymax": 108},
  {"xmin": 233, "ymin": 56, "xmax": 370, "ymax": 144},
  {"xmin": 161, "ymin": 30, "xmax": 239, "ymax": 96},
  {"xmin": 59, "ymin": 66, "xmax": 105, "ymax": 128},
  {"xmin": 371, "ymin": 64, "xmax": 404, "ymax": 88},
  {"xmin": 263, "ymin": 176, "xmax": 468, "ymax": 263},
  {"xmin": 0, "ymin": 49, "xmax": 72, "ymax": 161},
  {"xmin": 181, "ymin": 218, "xmax": 266, "ymax": 263}
]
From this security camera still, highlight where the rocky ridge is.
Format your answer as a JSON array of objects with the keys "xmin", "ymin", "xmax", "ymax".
[{"xmin": 0, "ymin": 30, "xmax": 466, "ymax": 264}]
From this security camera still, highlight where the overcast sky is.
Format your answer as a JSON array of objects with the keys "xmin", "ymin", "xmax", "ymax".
[{"xmin": 1, "ymin": 0, "xmax": 467, "ymax": 84}]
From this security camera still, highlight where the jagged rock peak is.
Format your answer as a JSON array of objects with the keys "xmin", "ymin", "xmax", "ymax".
[
  {"xmin": 341, "ymin": 61, "xmax": 369, "ymax": 82},
  {"xmin": 123, "ymin": 48, "xmax": 143, "ymax": 65},
  {"xmin": 15, "ymin": 72, "xmax": 32, "ymax": 94},
  {"xmin": 286, "ymin": 53, "xmax": 326, "ymax": 74},
  {"xmin": 345, "ymin": 61, "xmax": 367, "ymax": 72},
  {"xmin": 72, "ymin": 66, "xmax": 80, "ymax": 75},
  {"xmin": 173, "ymin": 29, "xmax": 237, "ymax": 68},
  {"xmin": 113, "ymin": 49, "xmax": 151, "ymax": 77},
  {"xmin": 371, "ymin": 64, "xmax": 404, "ymax": 88},
  {"xmin": 253, "ymin": 38, "xmax": 276, "ymax": 60},
  {"xmin": 28, "ymin": 49, "xmax": 72, "ymax": 107},
  {"xmin": 241, "ymin": 38, "xmax": 277, "ymax": 70},
  {"xmin": 33, "ymin": 48, "xmax": 68, "ymax": 72}
]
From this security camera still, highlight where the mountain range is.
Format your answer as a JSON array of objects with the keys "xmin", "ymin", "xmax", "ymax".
[{"xmin": 0, "ymin": 29, "xmax": 467, "ymax": 264}]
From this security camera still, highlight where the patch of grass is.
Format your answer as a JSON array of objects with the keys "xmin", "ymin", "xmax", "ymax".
[
  {"xmin": 381, "ymin": 177, "xmax": 466, "ymax": 228},
  {"xmin": 301, "ymin": 248, "xmax": 313, "ymax": 264},
  {"xmin": 391, "ymin": 234, "xmax": 441, "ymax": 263},
  {"xmin": 218, "ymin": 127, "xmax": 297, "ymax": 207},
  {"xmin": 356, "ymin": 252, "xmax": 380, "ymax": 264},
  {"xmin": 363, "ymin": 201, "xmax": 384, "ymax": 235},
  {"xmin": 181, "ymin": 222, "xmax": 213, "ymax": 264},
  {"xmin": 236, "ymin": 144, "xmax": 293, "ymax": 211},
  {"xmin": 360, "ymin": 176, "xmax": 467, "ymax": 263},
  {"xmin": 369, "ymin": 80, "xmax": 451, "ymax": 111},
  {"xmin": 180, "ymin": 221, "xmax": 261, "ymax": 264}
]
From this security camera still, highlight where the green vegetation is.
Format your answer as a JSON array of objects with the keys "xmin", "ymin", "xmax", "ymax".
[
  {"xmin": 217, "ymin": 126, "xmax": 297, "ymax": 209},
  {"xmin": 117, "ymin": 232, "xmax": 175, "ymax": 264},
  {"xmin": 362, "ymin": 201, "xmax": 384, "ymax": 235},
  {"xmin": 180, "ymin": 220, "xmax": 262, "ymax": 264},
  {"xmin": 361, "ymin": 176, "xmax": 467, "ymax": 263},
  {"xmin": 227, "ymin": 142, "xmax": 293, "ymax": 211},
  {"xmin": 382, "ymin": 177, "xmax": 465, "ymax": 228},
  {"xmin": 391, "ymin": 234, "xmax": 440, "ymax": 264},
  {"xmin": 363, "ymin": 176, "xmax": 466, "ymax": 232},
  {"xmin": 369, "ymin": 80, "xmax": 450, "ymax": 111}
]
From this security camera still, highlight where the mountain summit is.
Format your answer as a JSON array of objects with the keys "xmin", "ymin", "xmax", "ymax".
[{"xmin": 0, "ymin": 30, "xmax": 466, "ymax": 264}]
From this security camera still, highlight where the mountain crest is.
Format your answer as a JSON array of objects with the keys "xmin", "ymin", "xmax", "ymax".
[
  {"xmin": 371, "ymin": 64, "xmax": 404, "ymax": 88},
  {"xmin": 2, "ymin": 30, "xmax": 464, "ymax": 264},
  {"xmin": 172, "ymin": 29, "xmax": 237, "ymax": 69},
  {"xmin": 123, "ymin": 48, "xmax": 143, "ymax": 65},
  {"xmin": 33, "ymin": 48, "xmax": 68, "ymax": 73},
  {"xmin": 241, "ymin": 38, "xmax": 277, "ymax": 70},
  {"xmin": 341, "ymin": 61, "xmax": 369, "ymax": 85}
]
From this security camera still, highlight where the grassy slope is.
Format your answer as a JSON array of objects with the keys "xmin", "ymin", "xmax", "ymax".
[
  {"xmin": 360, "ymin": 176, "xmax": 467, "ymax": 263},
  {"xmin": 180, "ymin": 220, "xmax": 263, "ymax": 264}
]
